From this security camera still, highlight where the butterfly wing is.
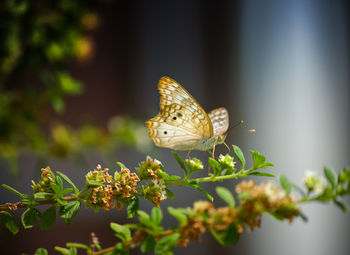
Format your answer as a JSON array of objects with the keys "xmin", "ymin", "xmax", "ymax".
[
  {"xmin": 146, "ymin": 77, "xmax": 213, "ymax": 150},
  {"xmin": 208, "ymin": 107, "xmax": 229, "ymax": 136}
]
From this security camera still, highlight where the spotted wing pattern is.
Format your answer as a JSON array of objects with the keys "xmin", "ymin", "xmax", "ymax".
[
  {"xmin": 208, "ymin": 107, "xmax": 229, "ymax": 136},
  {"xmin": 146, "ymin": 77, "xmax": 213, "ymax": 150}
]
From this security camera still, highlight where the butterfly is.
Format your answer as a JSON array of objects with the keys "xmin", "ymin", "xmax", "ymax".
[{"xmin": 146, "ymin": 77, "xmax": 230, "ymax": 157}]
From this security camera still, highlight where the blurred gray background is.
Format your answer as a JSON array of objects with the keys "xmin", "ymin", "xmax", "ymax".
[{"xmin": 1, "ymin": 0, "xmax": 349, "ymax": 254}]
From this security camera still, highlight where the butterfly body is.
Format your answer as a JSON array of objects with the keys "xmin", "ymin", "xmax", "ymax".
[{"xmin": 146, "ymin": 77, "xmax": 229, "ymax": 153}]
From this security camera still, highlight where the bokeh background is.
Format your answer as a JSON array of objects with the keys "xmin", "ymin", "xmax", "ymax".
[{"xmin": 1, "ymin": 0, "xmax": 349, "ymax": 254}]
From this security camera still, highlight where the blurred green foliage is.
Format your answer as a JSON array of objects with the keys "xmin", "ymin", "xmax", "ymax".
[{"xmin": 0, "ymin": 0, "xmax": 150, "ymax": 176}]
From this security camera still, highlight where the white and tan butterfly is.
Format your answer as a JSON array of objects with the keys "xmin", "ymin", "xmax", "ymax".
[{"xmin": 146, "ymin": 77, "xmax": 230, "ymax": 157}]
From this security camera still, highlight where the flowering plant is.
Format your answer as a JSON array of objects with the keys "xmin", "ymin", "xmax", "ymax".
[{"xmin": 1, "ymin": 145, "xmax": 349, "ymax": 254}]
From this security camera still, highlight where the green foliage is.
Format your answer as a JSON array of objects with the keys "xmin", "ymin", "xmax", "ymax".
[
  {"xmin": 210, "ymin": 223, "xmax": 239, "ymax": 246},
  {"xmin": 155, "ymin": 233, "xmax": 180, "ymax": 255},
  {"xmin": 216, "ymin": 186, "xmax": 235, "ymax": 208},
  {"xmin": 1, "ymin": 146, "xmax": 349, "ymax": 254},
  {"xmin": 111, "ymin": 223, "xmax": 131, "ymax": 242},
  {"xmin": 34, "ymin": 248, "xmax": 48, "ymax": 255},
  {"xmin": 40, "ymin": 206, "xmax": 56, "ymax": 230},
  {"xmin": 21, "ymin": 207, "xmax": 40, "ymax": 229},
  {"xmin": 0, "ymin": 211, "xmax": 19, "ymax": 234}
]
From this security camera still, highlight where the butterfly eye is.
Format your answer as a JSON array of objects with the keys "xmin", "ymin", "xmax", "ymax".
[
  {"xmin": 177, "ymin": 113, "xmax": 183, "ymax": 117},
  {"xmin": 164, "ymin": 131, "xmax": 167, "ymax": 134},
  {"xmin": 172, "ymin": 117, "xmax": 177, "ymax": 120}
]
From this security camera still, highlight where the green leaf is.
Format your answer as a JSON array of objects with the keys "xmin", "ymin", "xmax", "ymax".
[
  {"xmin": 117, "ymin": 161, "xmax": 127, "ymax": 170},
  {"xmin": 127, "ymin": 196, "xmax": 139, "ymax": 218},
  {"xmin": 167, "ymin": 207, "xmax": 187, "ymax": 226},
  {"xmin": 61, "ymin": 188, "xmax": 73, "ymax": 196},
  {"xmin": 151, "ymin": 207, "xmax": 163, "ymax": 225},
  {"xmin": 54, "ymin": 246, "xmax": 70, "ymax": 255},
  {"xmin": 1, "ymin": 184, "xmax": 25, "ymax": 198},
  {"xmin": 137, "ymin": 211, "xmax": 154, "ymax": 228},
  {"xmin": 158, "ymin": 170, "xmax": 181, "ymax": 181},
  {"xmin": 250, "ymin": 150, "xmax": 274, "ymax": 170},
  {"xmin": 165, "ymin": 188, "xmax": 175, "ymax": 199},
  {"xmin": 279, "ymin": 175, "xmax": 292, "ymax": 195},
  {"xmin": 233, "ymin": 145, "xmax": 245, "ymax": 169},
  {"xmin": 34, "ymin": 192, "xmax": 54, "ymax": 200},
  {"xmin": 216, "ymin": 187, "xmax": 235, "ymax": 208},
  {"xmin": 59, "ymin": 201, "xmax": 80, "ymax": 220},
  {"xmin": 0, "ymin": 211, "xmax": 19, "ymax": 234},
  {"xmin": 210, "ymin": 223, "xmax": 239, "ymax": 246},
  {"xmin": 324, "ymin": 167, "xmax": 336, "ymax": 188},
  {"xmin": 86, "ymin": 179, "xmax": 105, "ymax": 186},
  {"xmin": 248, "ymin": 172, "xmax": 275, "ymax": 177},
  {"xmin": 208, "ymin": 157, "xmax": 221, "ymax": 176},
  {"xmin": 333, "ymin": 199, "xmax": 347, "ymax": 212},
  {"xmin": 21, "ymin": 208, "xmax": 40, "ymax": 229},
  {"xmin": 155, "ymin": 233, "xmax": 180, "ymax": 255},
  {"xmin": 56, "ymin": 171, "xmax": 78, "ymax": 192},
  {"xmin": 110, "ymin": 223, "xmax": 131, "ymax": 242},
  {"xmin": 40, "ymin": 206, "xmax": 56, "ymax": 229},
  {"xmin": 189, "ymin": 182, "xmax": 213, "ymax": 201},
  {"xmin": 34, "ymin": 248, "xmax": 48, "ymax": 255},
  {"xmin": 172, "ymin": 151, "xmax": 187, "ymax": 176},
  {"xmin": 141, "ymin": 235, "xmax": 156, "ymax": 253}
]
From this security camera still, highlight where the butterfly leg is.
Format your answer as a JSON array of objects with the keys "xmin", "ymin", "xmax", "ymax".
[{"xmin": 223, "ymin": 142, "xmax": 230, "ymax": 154}]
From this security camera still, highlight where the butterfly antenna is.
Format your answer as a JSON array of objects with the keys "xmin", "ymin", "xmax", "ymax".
[{"xmin": 224, "ymin": 120, "xmax": 244, "ymax": 135}]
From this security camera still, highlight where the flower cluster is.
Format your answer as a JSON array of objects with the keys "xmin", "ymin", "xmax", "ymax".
[
  {"xmin": 175, "ymin": 181, "xmax": 300, "ymax": 247},
  {"xmin": 113, "ymin": 168, "xmax": 140, "ymax": 208},
  {"xmin": 185, "ymin": 158, "xmax": 204, "ymax": 172},
  {"xmin": 136, "ymin": 156, "xmax": 163, "ymax": 179},
  {"xmin": 31, "ymin": 166, "xmax": 55, "ymax": 193},
  {"xmin": 136, "ymin": 156, "xmax": 168, "ymax": 207},
  {"xmin": 236, "ymin": 180, "xmax": 300, "ymax": 229},
  {"xmin": 86, "ymin": 164, "xmax": 113, "ymax": 184},
  {"xmin": 86, "ymin": 164, "xmax": 140, "ymax": 211},
  {"xmin": 303, "ymin": 171, "xmax": 326, "ymax": 195}
]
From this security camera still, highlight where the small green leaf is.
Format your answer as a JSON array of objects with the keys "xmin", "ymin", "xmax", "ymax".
[
  {"xmin": 208, "ymin": 157, "xmax": 221, "ymax": 176},
  {"xmin": 21, "ymin": 208, "xmax": 40, "ymax": 229},
  {"xmin": 137, "ymin": 211, "xmax": 153, "ymax": 228},
  {"xmin": 172, "ymin": 151, "xmax": 187, "ymax": 176},
  {"xmin": 127, "ymin": 196, "xmax": 139, "ymax": 218},
  {"xmin": 279, "ymin": 175, "xmax": 292, "ymax": 195},
  {"xmin": 151, "ymin": 207, "xmax": 163, "ymax": 225},
  {"xmin": 165, "ymin": 188, "xmax": 175, "ymax": 199},
  {"xmin": 333, "ymin": 199, "xmax": 347, "ymax": 212},
  {"xmin": 1, "ymin": 184, "xmax": 25, "ymax": 198},
  {"xmin": 110, "ymin": 222, "xmax": 131, "ymax": 242},
  {"xmin": 141, "ymin": 235, "xmax": 156, "ymax": 253},
  {"xmin": 248, "ymin": 172, "xmax": 275, "ymax": 177},
  {"xmin": 250, "ymin": 151, "xmax": 274, "ymax": 170},
  {"xmin": 324, "ymin": 167, "xmax": 336, "ymax": 188},
  {"xmin": 34, "ymin": 248, "xmax": 48, "ymax": 255},
  {"xmin": 210, "ymin": 223, "xmax": 239, "ymax": 246},
  {"xmin": 117, "ymin": 161, "xmax": 127, "ymax": 170},
  {"xmin": 40, "ymin": 206, "xmax": 56, "ymax": 229},
  {"xmin": 233, "ymin": 145, "xmax": 245, "ymax": 169},
  {"xmin": 158, "ymin": 170, "xmax": 181, "ymax": 181},
  {"xmin": 86, "ymin": 179, "xmax": 105, "ymax": 186},
  {"xmin": 0, "ymin": 211, "xmax": 19, "ymax": 234},
  {"xmin": 216, "ymin": 187, "xmax": 235, "ymax": 208},
  {"xmin": 54, "ymin": 246, "xmax": 70, "ymax": 255},
  {"xmin": 155, "ymin": 233, "xmax": 180, "ymax": 255},
  {"xmin": 59, "ymin": 201, "xmax": 80, "ymax": 220},
  {"xmin": 61, "ymin": 188, "xmax": 73, "ymax": 196},
  {"xmin": 167, "ymin": 207, "xmax": 187, "ymax": 226},
  {"xmin": 56, "ymin": 171, "xmax": 78, "ymax": 192},
  {"xmin": 189, "ymin": 182, "xmax": 213, "ymax": 201},
  {"xmin": 34, "ymin": 192, "xmax": 55, "ymax": 200}
]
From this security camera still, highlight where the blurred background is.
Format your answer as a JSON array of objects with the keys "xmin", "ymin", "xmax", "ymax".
[{"xmin": 0, "ymin": 0, "xmax": 349, "ymax": 254}]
